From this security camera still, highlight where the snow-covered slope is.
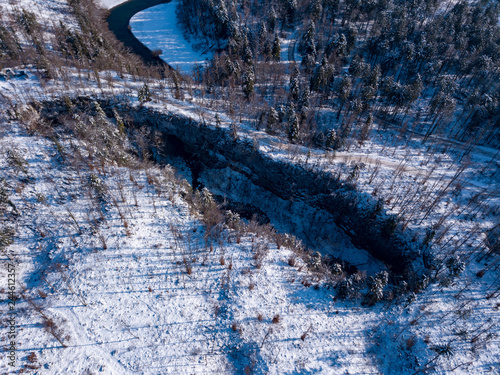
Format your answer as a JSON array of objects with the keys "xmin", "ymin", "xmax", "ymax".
[
  {"xmin": 0, "ymin": 109, "xmax": 382, "ymax": 374},
  {"xmin": 0, "ymin": 0, "xmax": 499, "ymax": 374}
]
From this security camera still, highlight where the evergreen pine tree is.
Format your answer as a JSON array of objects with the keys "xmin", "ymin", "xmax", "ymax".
[
  {"xmin": 288, "ymin": 112, "xmax": 300, "ymax": 142},
  {"xmin": 289, "ymin": 65, "xmax": 300, "ymax": 101},
  {"xmin": 242, "ymin": 70, "xmax": 255, "ymax": 99},
  {"xmin": 271, "ymin": 34, "xmax": 281, "ymax": 61},
  {"xmin": 298, "ymin": 87, "xmax": 310, "ymax": 116},
  {"xmin": 267, "ymin": 107, "xmax": 279, "ymax": 132},
  {"xmin": 138, "ymin": 83, "xmax": 152, "ymax": 104}
]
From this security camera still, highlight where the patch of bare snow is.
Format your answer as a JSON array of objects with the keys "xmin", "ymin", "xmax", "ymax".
[{"xmin": 95, "ymin": 0, "xmax": 129, "ymax": 9}]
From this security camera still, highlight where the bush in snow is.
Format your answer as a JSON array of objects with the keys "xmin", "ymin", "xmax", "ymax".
[
  {"xmin": 331, "ymin": 262, "xmax": 343, "ymax": 276},
  {"xmin": 6, "ymin": 149, "xmax": 29, "ymax": 175},
  {"xmin": 196, "ymin": 187, "xmax": 224, "ymax": 237},
  {"xmin": 430, "ymin": 343, "xmax": 454, "ymax": 357},
  {"xmin": 337, "ymin": 272, "xmax": 364, "ymax": 300},
  {"xmin": 445, "ymin": 256, "xmax": 465, "ymax": 278},
  {"xmin": 89, "ymin": 173, "xmax": 107, "ymax": 202},
  {"xmin": 0, "ymin": 227, "xmax": 15, "ymax": 250},
  {"xmin": 364, "ymin": 270, "xmax": 389, "ymax": 305},
  {"xmin": 200, "ymin": 187, "xmax": 214, "ymax": 209},
  {"xmin": 138, "ymin": 83, "xmax": 152, "ymax": 105},
  {"xmin": 225, "ymin": 210, "xmax": 241, "ymax": 230},
  {"xmin": 308, "ymin": 251, "xmax": 322, "ymax": 269}
]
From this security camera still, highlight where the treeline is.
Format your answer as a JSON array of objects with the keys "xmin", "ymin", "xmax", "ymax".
[{"xmin": 176, "ymin": 0, "xmax": 500, "ymax": 147}]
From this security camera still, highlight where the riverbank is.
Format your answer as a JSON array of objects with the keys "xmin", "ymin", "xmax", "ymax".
[
  {"xmin": 105, "ymin": 0, "xmax": 208, "ymax": 73},
  {"xmin": 105, "ymin": 0, "xmax": 170, "ymax": 65},
  {"xmin": 130, "ymin": 1, "xmax": 211, "ymax": 74}
]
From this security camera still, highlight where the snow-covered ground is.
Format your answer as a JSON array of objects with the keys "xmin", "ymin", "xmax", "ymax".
[
  {"xmin": 129, "ymin": 1, "xmax": 212, "ymax": 74},
  {"xmin": 0, "ymin": 0, "xmax": 74, "ymax": 32},
  {"xmin": 0, "ymin": 0, "xmax": 499, "ymax": 373},
  {"xmin": 0, "ymin": 65, "xmax": 498, "ymax": 375},
  {"xmin": 0, "ymin": 110, "xmax": 383, "ymax": 374}
]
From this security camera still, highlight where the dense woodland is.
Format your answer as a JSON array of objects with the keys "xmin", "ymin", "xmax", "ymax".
[
  {"xmin": 1, "ymin": 0, "xmax": 498, "ymax": 148},
  {"xmin": 176, "ymin": 0, "xmax": 499, "ymax": 148}
]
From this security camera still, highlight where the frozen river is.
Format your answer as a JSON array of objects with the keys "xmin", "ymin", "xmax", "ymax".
[{"xmin": 129, "ymin": 0, "xmax": 211, "ymax": 74}]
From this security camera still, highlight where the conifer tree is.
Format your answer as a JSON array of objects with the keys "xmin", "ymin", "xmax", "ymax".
[
  {"xmin": 289, "ymin": 64, "xmax": 300, "ymax": 101},
  {"xmin": 138, "ymin": 83, "xmax": 152, "ymax": 105},
  {"xmin": 288, "ymin": 111, "xmax": 300, "ymax": 142},
  {"xmin": 242, "ymin": 69, "xmax": 255, "ymax": 99},
  {"xmin": 271, "ymin": 34, "xmax": 281, "ymax": 61}
]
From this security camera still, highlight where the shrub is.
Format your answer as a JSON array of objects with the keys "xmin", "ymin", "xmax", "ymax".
[
  {"xmin": 225, "ymin": 210, "xmax": 241, "ymax": 230},
  {"xmin": 445, "ymin": 256, "xmax": 465, "ymax": 278},
  {"xmin": 0, "ymin": 227, "xmax": 15, "ymax": 249},
  {"xmin": 331, "ymin": 262, "xmax": 342, "ymax": 275},
  {"xmin": 337, "ymin": 272, "xmax": 364, "ymax": 300},
  {"xmin": 308, "ymin": 251, "xmax": 322, "ymax": 269},
  {"xmin": 27, "ymin": 352, "xmax": 37, "ymax": 363},
  {"xmin": 430, "ymin": 343, "xmax": 454, "ymax": 357},
  {"xmin": 364, "ymin": 271, "xmax": 389, "ymax": 305},
  {"xmin": 88, "ymin": 173, "xmax": 107, "ymax": 201},
  {"xmin": 138, "ymin": 83, "xmax": 152, "ymax": 104},
  {"xmin": 6, "ymin": 149, "xmax": 29, "ymax": 175}
]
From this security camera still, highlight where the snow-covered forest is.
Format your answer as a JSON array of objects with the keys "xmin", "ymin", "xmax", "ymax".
[
  {"xmin": 174, "ymin": 0, "xmax": 499, "ymax": 146},
  {"xmin": 0, "ymin": 0, "xmax": 498, "ymax": 374}
]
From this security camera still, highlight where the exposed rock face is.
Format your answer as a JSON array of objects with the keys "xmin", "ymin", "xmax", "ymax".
[
  {"xmin": 138, "ymin": 109, "xmax": 418, "ymax": 274},
  {"xmin": 41, "ymin": 99, "xmax": 420, "ymax": 275}
]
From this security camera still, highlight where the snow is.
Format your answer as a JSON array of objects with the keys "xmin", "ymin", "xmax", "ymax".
[
  {"xmin": 1, "ymin": 67, "xmax": 498, "ymax": 374},
  {"xmin": 0, "ymin": 117, "xmax": 381, "ymax": 374},
  {"xmin": 96, "ymin": 0, "xmax": 129, "ymax": 9},
  {"xmin": 0, "ymin": 0, "xmax": 74, "ymax": 32},
  {"xmin": 0, "ymin": 0, "xmax": 499, "ymax": 373},
  {"xmin": 280, "ymin": 30, "xmax": 302, "ymax": 64},
  {"xmin": 129, "ymin": 1, "xmax": 212, "ymax": 74}
]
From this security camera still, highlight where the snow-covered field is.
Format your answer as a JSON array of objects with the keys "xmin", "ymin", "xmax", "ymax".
[{"xmin": 0, "ymin": 109, "xmax": 383, "ymax": 374}]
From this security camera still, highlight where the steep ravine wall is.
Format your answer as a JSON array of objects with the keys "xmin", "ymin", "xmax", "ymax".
[
  {"xmin": 39, "ymin": 99, "xmax": 421, "ymax": 275},
  {"xmin": 126, "ymin": 107, "xmax": 422, "ymax": 275}
]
